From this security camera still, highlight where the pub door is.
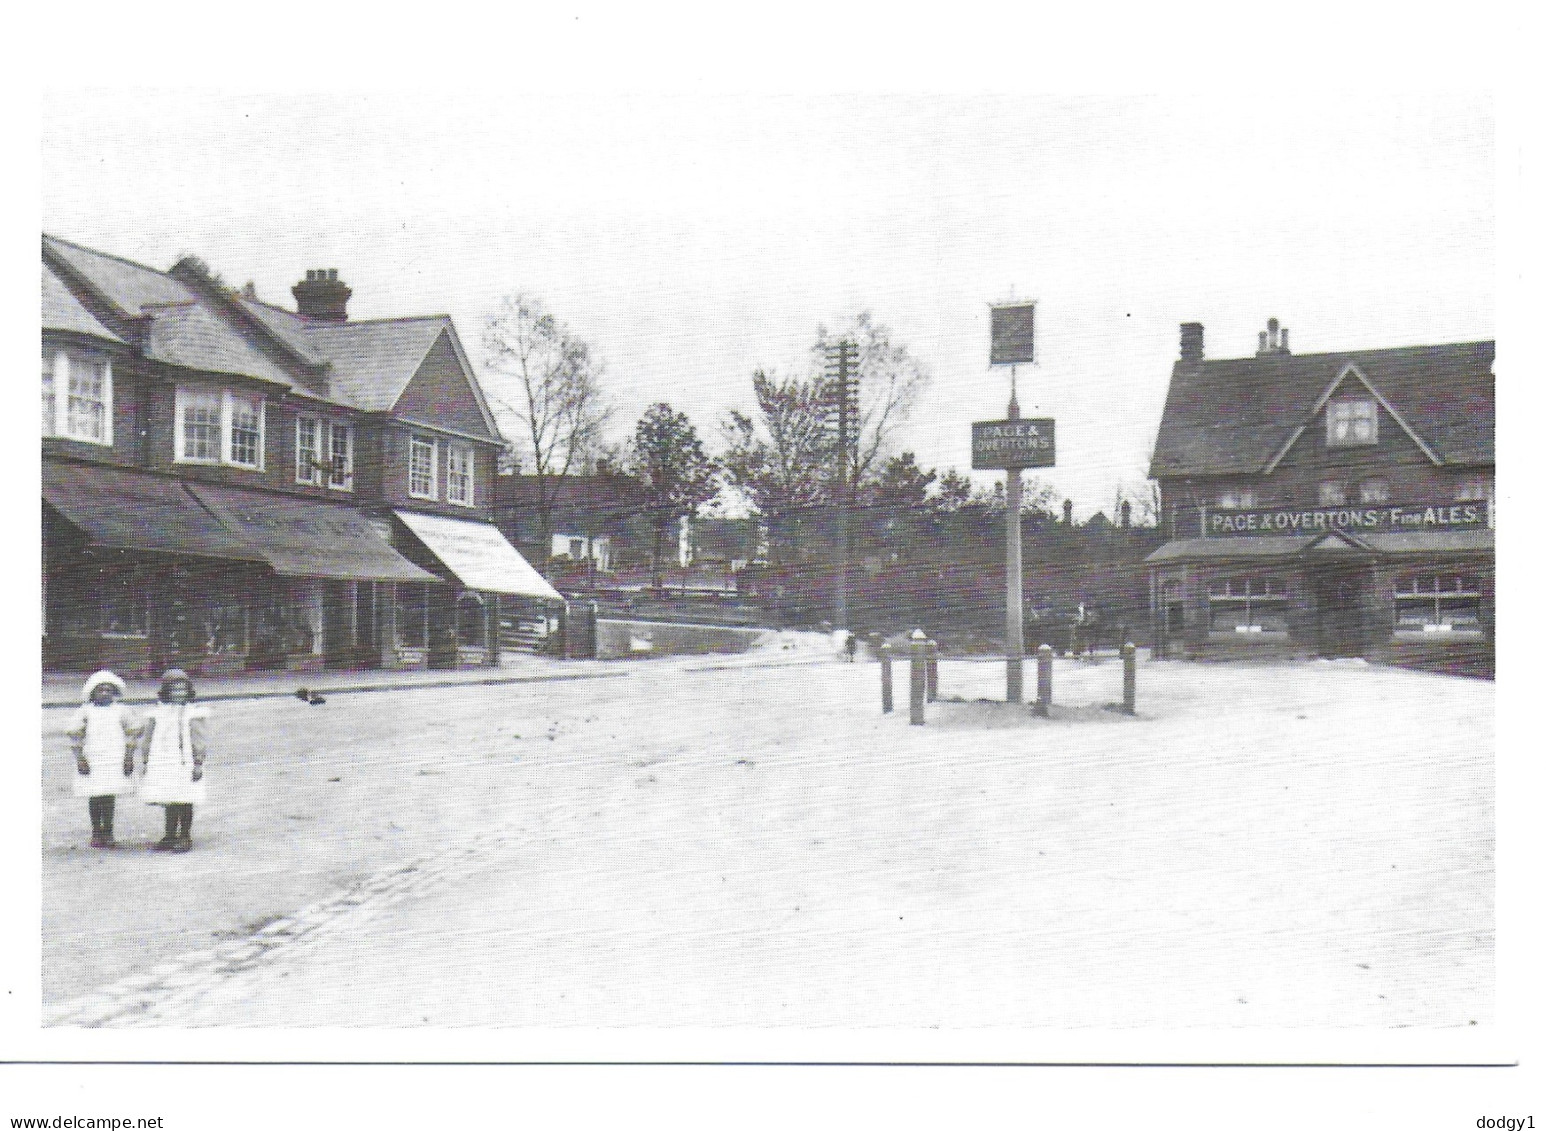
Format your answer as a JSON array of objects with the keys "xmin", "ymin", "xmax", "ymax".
[{"xmin": 1310, "ymin": 566, "xmax": 1371, "ymax": 658}]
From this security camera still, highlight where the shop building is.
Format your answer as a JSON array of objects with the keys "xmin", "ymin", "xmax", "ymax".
[
  {"xmin": 1147, "ymin": 319, "xmax": 1494, "ymax": 673},
  {"xmin": 42, "ymin": 235, "xmax": 561, "ymax": 677}
]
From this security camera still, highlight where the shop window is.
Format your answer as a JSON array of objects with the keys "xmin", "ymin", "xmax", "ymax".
[
  {"xmin": 1358, "ymin": 478, "xmax": 1390, "ymax": 504},
  {"xmin": 1327, "ymin": 398, "xmax": 1377, "ymax": 446},
  {"xmin": 447, "ymin": 443, "xmax": 475, "ymax": 506},
  {"xmin": 1318, "ymin": 481, "xmax": 1347, "ymax": 506},
  {"xmin": 409, "ymin": 435, "xmax": 438, "ymax": 500},
  {"xmin": 203, "ymin": 603, "xmax": 249, "ymax": 655},
  {"xmin": 42, "ymin": 350, "xmax": 113, "ymax": 445},
  {"xmin": 1208, "ymin": 576, "xmax": 1288, "ymax": 636},
  {"xmin": 397, "ymin": 583, "xmax": 429, "ymax": 649},
  {"xmin": 176, "ymin": 387, "xmax": 265, "ymax": 469},
  {"xmin": 1218, "ymin": 488, "xmax": 1255, "ymax": 508},
  {"xmin": 99, "ymin": 575, "xmax": 149, "ymax": 638},
  {"xmin": 1394, "ymin": 574, "xmax": 1483, "ymax": 638},
  {"xmin": 457, "ymin": 592, "xmax": 487, "ymax": 649}
]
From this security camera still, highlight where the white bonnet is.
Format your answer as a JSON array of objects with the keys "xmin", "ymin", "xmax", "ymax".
[{"xmin": 82, "ymin": 670, "xmax": 128, "ymax": 701}]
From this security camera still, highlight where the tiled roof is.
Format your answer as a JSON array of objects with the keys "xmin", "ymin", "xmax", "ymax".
[
  {"xmin": 43, "ymin": 234, "xmax": 197, "ymax": 314},
  {"xmin": 302, "ymin": 317, "xmax": 451, "ymax": 412},
  {"xmin": 41, "ymin": 263, "xmax": 126, "ymax": 344},
  {"xmin": 1150, "ymin": 341, "xmax": 1494, "ymax": 478},
  {"xmin": 234, "ymin": 297, "xmax": 326, "ymax": 365},
  {"xmin": 143, "ymin": 302, "xmax": 296, "ymax": 389}
]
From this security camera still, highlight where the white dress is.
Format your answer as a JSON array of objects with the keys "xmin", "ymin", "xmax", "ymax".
[
  {"xmin": 139, "ymin": 702, "xmax": 211, "ymax": 806},
  {"xmin": 65, "ymin": 703, "xmax": 140, "ymax": 799}
]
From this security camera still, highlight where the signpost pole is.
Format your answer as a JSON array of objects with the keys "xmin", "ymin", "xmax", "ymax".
[{"xmin": 1005, "ymin": 367, "xmax": 1024, "ymax": 703}]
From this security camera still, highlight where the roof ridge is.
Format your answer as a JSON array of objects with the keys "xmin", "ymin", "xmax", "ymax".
[
  {"xmin": 303, "ymin": 313, "xmax": 451, "ymax": 329},
  {"xmin": 43, "ymin": 233, "xmax": 173, "ymax": 278},
  {"xmin": 1201, "ymin": 340, "xmax": 1493, "ymax": 365}
]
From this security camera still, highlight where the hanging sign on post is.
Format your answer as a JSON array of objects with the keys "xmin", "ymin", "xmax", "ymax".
[
  {"xmin": 989, "ymin": 301, "xmax": 1037, "ymax": 366},
  {"xmin": 971, "ymin": 418, "xmax": 1056, "ymax": 469}
]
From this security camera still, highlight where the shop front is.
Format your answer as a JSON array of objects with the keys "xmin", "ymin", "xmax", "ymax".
[
  {"xmin": 1149, "ymin": 504, "xmax": 1493, "ymax": 673},
  {"xmin": 385, "ymin": 509, "xmax": 566, "ymax": 669},
  {"xmin": 43, "ymin": 461, "xmax": 438, "ymax": 676}
]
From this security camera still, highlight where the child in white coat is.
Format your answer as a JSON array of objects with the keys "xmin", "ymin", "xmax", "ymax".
[
  {"xmin": 65, "ymin": 670, "xmax": 140, "ymax": 848},
  {"xmin": 137, "ymin": 668, "xmax": 211, "ymax": 852}
]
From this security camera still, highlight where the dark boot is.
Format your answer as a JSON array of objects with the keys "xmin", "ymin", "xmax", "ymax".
[
  {"xmin": 172, "ymin": 805, "xmax": 194, "ymax": 852},
  {"xmin": 154, "ymin": 806, "xmax": 178, "ymax": 850},
  {"xmin": 100, "ymin": 797, "xmax": 116, "ymax": 847},
  {"xmin": 87, "ymin": 798, "xmax": 105, "ymax": 848}
]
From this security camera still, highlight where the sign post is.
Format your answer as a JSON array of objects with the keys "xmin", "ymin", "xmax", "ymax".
[{"xmin": 979, "ymin": 300, "xmax": 1049, "ymax": 704}]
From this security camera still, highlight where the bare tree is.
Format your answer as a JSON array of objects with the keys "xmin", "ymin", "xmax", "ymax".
[
  {"xmin": 482, "ymin": 294, "xmax": 609, "ymax": 570},
  {"xmin": 812, "ymin": 311, "xmax": 930, "ymax": 489}
]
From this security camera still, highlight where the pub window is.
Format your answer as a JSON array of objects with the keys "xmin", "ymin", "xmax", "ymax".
[
  {"xmin": 409, "ymin": 435, "xmax": 438, "ymax": 500},
  {"xmin": 1358, "ymin": 478, "xmax": 1390, "ymax": 504},
  {"xmin": 1454, "ymin": 474, "xmax": 1492, "ymax": 502},
  {"xmin": 1327, "ymin": 398, "xmax": 1378, "ymax": 446},
  {"xmin": 1318, "ymin": 480, "xmax": 1348, "ymax": 506},
  {"xmin": 297, "ymin": 417, "xmax": 354, "ymax": 489},
  {"xmin": 203, "ymin": 603, "xmax": 249, "ymax": 655},
  {"xmin": 397, "ymin": 583, "xmax": 429, "ymax": 649},
  {"xmin": 42, "ymin": 350, "xmax": 113, "ymax": 445},
  {"xmin": 1218, "ymin": 488, "xmax": 1255, "ymax": 509},
  {"xmin": 1207, "ymin": 575, "xmax": 1288, "ymax": 636},
  {"xmin": 1393, "ymin": 574, "xmax": 1483, "ymax": 638},
  {"xmin": 457, "ymin": 592, "xmax": 487, "ymax": 649},
  {"xmin": 228, "ymin": 393, "xmax": 264, "ymax": 468},
  {"xmin": 447, "ymin": 443, "xmax": 475, "ymax": 506}
]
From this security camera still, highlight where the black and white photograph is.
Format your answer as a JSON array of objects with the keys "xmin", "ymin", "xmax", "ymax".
[{"xmin": 6, "ymin": 8, "xmax": 1539, "ymax": 1127}]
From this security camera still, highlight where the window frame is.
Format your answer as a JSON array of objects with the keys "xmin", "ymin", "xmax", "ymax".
[
  {"xmin": 447, "ymin": 442, "xmax": 475, "ymax": 507},
  {"xmin": 1358, "ymin": 477, "xmax": 1390, "ymax": 504},
  {"xmin": 1326, "ymin": 398, "xmax": 1378, "ymax": 447},
  {"xmin": 1393, "ymin": 574, "xmax": 1484, "ymax": 639},
  {"xmin": 409, "ymin": 434, "xmax": 439, "ymax": 500},
  {"xmin": 1217, "ymin": 487, "xmax": 1256, "ymax": 509},
  {"xmin": 296, "ymin": 417, "xmax": 322, "ymax": 485},
  {"xmin": 327, "ymin": 421, "xmax": 354, "ymax": 490},
  {"xmin": 1206, "ymin": 575, "xmax": 1289, "ymax": 638},
  {"xmin": 176, "ymin": 386, "xmax": 265, "ymax": 469},
  {"xmin": 43, "ymin": 349, "xmax": 114, "ymax": 446},
  {"xmin": 1318, "ymin": 480, "xmax": 1348, "ymax": 507}
]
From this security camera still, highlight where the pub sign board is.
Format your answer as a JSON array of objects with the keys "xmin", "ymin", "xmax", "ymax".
[
  {"xmin": 971, "ymin": 418, "xmax": 1056, "ymax": 470},
  {"xmin": 1207, "ymin": 502, "xmax": 1489, "ymax": 537},
  {"xmin": 989, "ymin": 302, "xmax": 1036, "ymax": 366}
]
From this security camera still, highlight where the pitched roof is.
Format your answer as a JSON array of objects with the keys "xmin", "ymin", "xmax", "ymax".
[
  {"xmin": 43, "ymin": 234, "xmax": 197, "ymax": 314},
  {"xmin": 143, "ymin": 301, "xmax": 296, "ymax": 388},
  {"xmin": 41, "ymin": 263, "xmax": 126, "ymax": 344},
  {"xmin": 1149, "ymin": 340, "xmax": 1494, "ymax": 478},
  {"xmin": 302, "ymin": 316, "xmax": 452, "ymax": 412},
  {"xmin": 493, "ymin": 473, "xmax": 646, "ymax": 517}
]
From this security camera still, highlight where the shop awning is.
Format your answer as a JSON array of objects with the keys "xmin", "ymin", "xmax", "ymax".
[
  {"xmin": 43, "ymin": 461, "xmax": 263, "ymax": 564},
  {"xmin": 393, "ymin": 510, "xmax": 564, "ymax": 602},
  {"xmin": 187, "ymin": 484, "xmax": 437, "ymax": 583}
]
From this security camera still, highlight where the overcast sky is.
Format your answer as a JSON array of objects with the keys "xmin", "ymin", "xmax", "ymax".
[{"xmin": 41, "ymin": 90, "xmax": 1493, "ymax": 518}]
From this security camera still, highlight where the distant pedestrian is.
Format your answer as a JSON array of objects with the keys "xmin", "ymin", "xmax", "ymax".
[
  {"xmin": 65, "ymin": 670, "xmax": 140, "ymax": 848},
  {"xmin": 844, "ymin": 632, "xmax": 858, "ymax": 662},
  {"xmin": 137, "ymin": 668, "xmax": 211, "ymax": 852}
]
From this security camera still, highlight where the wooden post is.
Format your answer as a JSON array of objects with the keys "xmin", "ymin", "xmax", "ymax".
[
  {"xmin": 1035, "ymin": 643, "xmax": 1053, "ymax": 716},
  {"xmin": 925, "ymin": 638, "xmax": 939, "ymax": 702},
  {"xmin": 1005, "ymin": 383, "xmax": 1024, "ymax": 704},
  {"xmin": 880, "ymin": 643, "xmax": 893, "ymax": 713},
  {"xmin": 909, "ymin": 628, "xmax": 927, "ymax": 726},
  {"xmin": 1122, "ymin": 641, "xmax": 1137, "ymax": 714}
]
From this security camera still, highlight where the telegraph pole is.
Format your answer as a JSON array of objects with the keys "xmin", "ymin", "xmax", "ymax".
[{"xmin": 825, "ymin": 340, "xmax": 859, "ymax": 630}]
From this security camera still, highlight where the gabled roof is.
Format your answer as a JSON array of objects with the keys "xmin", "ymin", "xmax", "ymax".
[
  {"xmin": 493, "ymin": 473, "xmax": 646, "ymax": 517},
  {"xmin": 42, "ymin": 263, "xmax": 126, "ymax": 344},
  {"xmin": 302, "ymin": 316, "xmax": 453, "ymax": 412},
  {"xmin": 1149, "ymin": 340, "xmax": 1494, "ymax": 478}
]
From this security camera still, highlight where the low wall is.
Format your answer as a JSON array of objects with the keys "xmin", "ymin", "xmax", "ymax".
[{"xmin": 595, "ymin": 618, "xmax": 772, "ymax": 660}]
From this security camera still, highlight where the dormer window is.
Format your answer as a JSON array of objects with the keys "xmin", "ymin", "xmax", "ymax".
[
  {"xmin": 42, "ymin": 349, "xmax": 113, "ymax": 446},
  {"xmin": 1327, "ymin": 398, "xmax": 1378, "ymax": 446},
  {"xmin": 1358, "ymin": 478, "xmax": 1390, "ymax": 504},
  {"xmin": 409, "ymin": 434, "xmax": 438, "ymax": 500},
  {"xmin": 447, "ymin": 443, "xmax": 475, "ymax": 506},
  {"xmin": 1218, "ymin": 488, "xmax": 1255, "ymax": 509},
  {"xmin": 296, "ymin": 416, "xmax": 353, "ymax": 490},
  {"xmin": 1319, "ymin": 481, "xmax": 1347, "ymax": 506}
]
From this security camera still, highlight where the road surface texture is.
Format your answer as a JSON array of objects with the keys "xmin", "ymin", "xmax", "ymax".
[{"xmin": 42, "ymin": 651, "xmax": 1492, "ymax": 1027}]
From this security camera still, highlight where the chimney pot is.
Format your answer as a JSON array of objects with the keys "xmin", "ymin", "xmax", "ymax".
[
  {"xmin": 1280, "ymin": 328, "xmax": 1290, "ymax": 353},
  {"xmin": 1121, "ymin": 500, "xmax": 1132, "ymax": 528},
  {"xmin": 1062, "ymin": 499, "xmax": 1074, "ymax": 525},
  {"xmin": 1179, "ymin": 322, "xmax": 1205, "ymax": 362},
  {"xmin": 1258, "ymin": 331, "xmax": 1269, "ymax": 355},
  {"xmin": 292, "ymin": 268, "xmax": 352, "ymax": 322}
]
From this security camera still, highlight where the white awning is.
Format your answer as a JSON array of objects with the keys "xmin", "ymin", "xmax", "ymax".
[{"xmin": 393, "ymin": 510, "xmax": 564, "ymax": 602}]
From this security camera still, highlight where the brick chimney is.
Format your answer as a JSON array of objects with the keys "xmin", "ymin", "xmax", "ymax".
[
  {"xmin": 1255, "ymin": 316, "xmax": 1291, "ymax": 356},
  {"xmin": 1179, "ymin": 322, "xmax": 1204, "ymax": 362},
  {"xmin": 292, "ymin": 268, "xmax": 351, "ymax": 322},
  {"xmin": 1063, "ymin": 499, "xmax": 1074, "ymax": 526}
]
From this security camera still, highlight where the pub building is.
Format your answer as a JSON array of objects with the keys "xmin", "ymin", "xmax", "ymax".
[
  {"xmin": 1146, "ymin": 319, "xmax": 1494, "ymax": 672},
  {"xmin": 42, "ymin": 235, "xmax": 562, "ymax": 678}
]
